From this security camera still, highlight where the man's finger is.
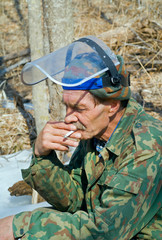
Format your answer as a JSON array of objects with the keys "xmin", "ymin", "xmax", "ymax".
[{"xmin": 47, "ymin": 121, "xmax": 77, "ymax": 131}]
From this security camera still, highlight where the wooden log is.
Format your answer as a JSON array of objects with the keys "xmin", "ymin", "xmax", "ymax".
[
  {"xmin": 0, "ymin": 57, "xmax": 30, "ymax": 77},
  {"xmin": 0, "ymin": 48, "xmax": 30, "ymax": 64},
  {"xmin": 98, "ymin": 26, "xmax": 134, "ymax": 47},
  {"xmin": 8, "ymin": 180, "xmax": 45, "ymax": 203}
]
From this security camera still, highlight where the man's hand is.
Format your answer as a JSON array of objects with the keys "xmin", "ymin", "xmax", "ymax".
[
  {"xmin": 34, "ymin": 121, "xmax": 81, "ymax": 157},
  {"xmin": 0, "ymin": 215, "xmax": 15, "ymax": 240}
]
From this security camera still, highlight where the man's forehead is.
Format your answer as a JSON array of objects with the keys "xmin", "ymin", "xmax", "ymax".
[{"xmin": 63, "ymin": 90, "xmax": 92, "ymax": 105}]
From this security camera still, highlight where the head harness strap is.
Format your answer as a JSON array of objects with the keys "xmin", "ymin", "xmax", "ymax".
[{"xmin": 75, "ymin": 37, "xmax": 129, "ymax": 87}]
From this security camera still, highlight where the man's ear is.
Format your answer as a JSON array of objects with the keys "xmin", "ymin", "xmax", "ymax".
[{"xmin": 107, "ymin": 100, "xmax": 121, "ymax": 117}]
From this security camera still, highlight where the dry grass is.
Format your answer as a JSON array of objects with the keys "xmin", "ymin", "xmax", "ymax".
[
  {"xmin": 0, "ymin": 0, "xmax": 161, "ymax": 155},
  {"xmin": 0, "ymin": 107, "xmax": 31, "ymax": 155}
]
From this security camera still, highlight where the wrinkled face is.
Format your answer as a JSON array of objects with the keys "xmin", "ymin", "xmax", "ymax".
[{"xmin": 63, "ymin": 90, "xmax": 111, "ymax": 140}]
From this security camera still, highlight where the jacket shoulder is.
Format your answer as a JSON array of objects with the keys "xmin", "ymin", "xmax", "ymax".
[{"xmin": 133, "ymin": 105, "xmax": 162, "ymax": 153}]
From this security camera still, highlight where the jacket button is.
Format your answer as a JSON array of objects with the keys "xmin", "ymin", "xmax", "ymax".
[
  {"xmin": 135, "ymin": 123, "xmax": 142, "ymax": 128},
  {"xmin": 20, "ymin": 228, "xmax": 24, "ymax": 235}
]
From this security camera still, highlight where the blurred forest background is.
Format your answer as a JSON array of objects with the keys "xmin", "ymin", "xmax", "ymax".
[{"xmin": 0, "ymin": 0, "xmax": 161, "ymax": 156}]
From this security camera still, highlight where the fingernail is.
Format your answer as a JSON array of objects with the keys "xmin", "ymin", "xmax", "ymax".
[
  {"xmin": 74, "ymin": 141, "xmax": 79, "ymax": 147},
  {"xmin": 75, "ymin": 133, "xmax": 81, "ymax": 138}
]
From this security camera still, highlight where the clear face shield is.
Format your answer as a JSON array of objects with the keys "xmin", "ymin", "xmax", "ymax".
[{"xmin": 21, "ymin": 36, "xmax": 120, "ymax": 89}]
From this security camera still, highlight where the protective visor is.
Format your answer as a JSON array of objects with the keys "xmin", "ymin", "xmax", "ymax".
[{"xmin": 21, "ymin": 36, "xmax": 120, "ymax": 88}]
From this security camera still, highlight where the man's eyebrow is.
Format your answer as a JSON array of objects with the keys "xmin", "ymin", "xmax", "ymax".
[{"xmin": 62, "ymin": 99, "xmax": 86, "ymax": 108}]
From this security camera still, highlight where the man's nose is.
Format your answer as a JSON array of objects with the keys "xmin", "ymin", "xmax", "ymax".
[{"xmin": 65, "ymin": 109, "xmax": 78, "ymax": 123}]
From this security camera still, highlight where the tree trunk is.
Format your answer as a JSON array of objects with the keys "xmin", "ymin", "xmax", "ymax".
[
  {"xmin": 42, "ymin": 0, "xmax": 74, "ymax": 162},
  {"xmin": 28, "ymin": 0, "xmax": 49, "ymax": 134},
  {"xmin": 27, "ymin": 0, "xmax": 50, "ymax": 203},
  {"xmin": 42, "ymin": 0, "xmax": 74, "ymax": 122}
]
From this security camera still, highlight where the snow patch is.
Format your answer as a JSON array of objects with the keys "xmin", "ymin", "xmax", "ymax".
[{"xmin": 0, "ymin": 149, "xmax": 51, "ymax": 218}]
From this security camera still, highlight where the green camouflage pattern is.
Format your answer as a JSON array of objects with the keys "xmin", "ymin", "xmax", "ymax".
[
  {"xmin": 13, "ymin": 97, "xmax": 162, "ymax": 239},
  {"xmin": 89, "ymin": 55, "xmax": 131, "ymax": 101},
  {"xmin": 63, "ymin": 52, "xmax": 131, "ymax": 101}
]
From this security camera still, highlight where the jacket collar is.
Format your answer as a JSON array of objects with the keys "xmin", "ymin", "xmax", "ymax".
[
  {"xmin": 100, "ymin": 97, "xmax": 140, "ymax": 157},
  {"xmin": 83, "ymin": 98, "xmax": 141, "ymax": 185}
]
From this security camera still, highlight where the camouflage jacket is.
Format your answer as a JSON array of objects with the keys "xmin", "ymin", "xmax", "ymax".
[{"xmin": 13, "ymin": 98, "xmax": 162, "ymax": 240}]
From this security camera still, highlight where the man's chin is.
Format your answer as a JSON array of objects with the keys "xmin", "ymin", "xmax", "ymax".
[{"xmin": 79, "ymin": 131, "xmax": 94, "ymax": 140}]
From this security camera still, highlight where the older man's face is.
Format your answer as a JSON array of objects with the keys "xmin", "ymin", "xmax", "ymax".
[{"xmin": 63, "ymin": 90, "xmax": 111, "ymax": 141}]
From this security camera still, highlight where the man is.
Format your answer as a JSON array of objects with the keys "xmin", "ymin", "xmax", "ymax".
[{"xmin": 0, "ymin": 36, "xmax": 161, "ymax": 239}]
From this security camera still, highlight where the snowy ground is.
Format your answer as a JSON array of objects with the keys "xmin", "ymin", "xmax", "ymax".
[{"xmin": 0, "ymin": 149, "xmax": 50, "ymax": 219}]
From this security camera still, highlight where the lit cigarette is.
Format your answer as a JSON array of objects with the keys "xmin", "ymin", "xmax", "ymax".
[{"xmin": 64, "ymin": 130, "xmax": 74, "ymax": 139}]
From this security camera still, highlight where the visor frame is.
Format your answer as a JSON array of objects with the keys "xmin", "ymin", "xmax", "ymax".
[{"xmin": 21, "ymin": 36, "xmax": 122, "ymax": 87}]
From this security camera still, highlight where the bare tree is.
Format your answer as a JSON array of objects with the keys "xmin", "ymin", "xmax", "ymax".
[
  {"xmin": 27, "ymin": 0, "xmax": 74, "ymax": 203},
  {"xmin": 28, "ymin": 0, "xmax": 49, "ymax": 133},
  {"xmin": 42, "ymin": 0, "xmax": 74, "ymax": 122},
  {"xmin": 42, "ymin": 0, "xmax": 74, "ymax": 163},
  {"xmin": 27, "ymin": 0, "xmax": 50, "ymax": 203}
]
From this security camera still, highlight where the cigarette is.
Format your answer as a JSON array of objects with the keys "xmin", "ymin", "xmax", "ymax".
[{"xmin": 64, "ymin": 130, "xmax": 74, "ymax": 139}]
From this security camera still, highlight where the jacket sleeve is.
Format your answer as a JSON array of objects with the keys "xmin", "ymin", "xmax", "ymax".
[
  {"xmin": 13, "ymin": 149, "xmax": 161, "ymax": 240},
  {"xmin": 21, "ymin": 143, "xmax": 85, "ymax": 213}
]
